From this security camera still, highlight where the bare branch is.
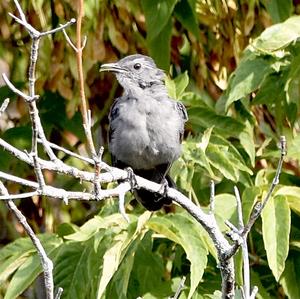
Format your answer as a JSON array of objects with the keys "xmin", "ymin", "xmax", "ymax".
[
  {"xmin": 234, "ymin": 186, "xmax": 251, "ymax": 299},
  {"xmin": 0, "ymin": 191, "xmax": 38, "ymax": 200},
  {"xmin": 0, "ymin": 181, "xmax": 54, "ymax": 299},
  {"xmin": 62, "ymin": 28, "xmax": 78, "ymax": 52},
  {"xmin": 2, "ymin": 74, "xmax": 35, "ymax": 102},
  {"xmin": 37, "ymin": 138, "xmax": 95, "ymax": 165},
  {"xmin": 0, "ymin": 98, "xmax": 10, "ymax": 114},
  {"xmin": 39, "ymin": 18, "xmax": 76, "ymax": 37},
  {"xmin": 117, "ymin": 182, "xmax": 130, "ymax": 222},
  {"xmin": 12, "ymin": 0, "xmax": 26, "ymax": 22},
  {"xmin": 170, "ymin": 276, "xmax": 186, "ymax": 299},
  {"xmin": 55, "ymin": 287, "xmax": 63, "ymax": 299},
  {"xmin": 241, "ymin": 136, "xmax": 286, "ymax": 239},
  {"xmin": 75, "ymin": 0, "xmax": 97, "ymax": 157},
  {"xmin": 209, "ymin": 180, "xmax": 215, "ymax": 214},
  {"xmin": 249, "ymin": 286, "xmax": 258, "ymax": 299}
]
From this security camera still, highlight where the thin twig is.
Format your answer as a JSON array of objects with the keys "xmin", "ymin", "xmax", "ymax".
[
  {"xmin": 76, "ymin": 0, "xmax": 96, "ymax": 156},
  {"xmin": 209, "ymin": 180, "xmax": 215, "ymax": 214},
  {"xmin": 170, "ymin": 276, "xmax": 186, "ymax": 299},
  {"xmin": 54, "ymin": 287, "xmax": 63, "ymax": 299},
  {"xmin": 0, "ymin": 191, "xmax": 38, "ymax": 200},
  {"xmin": 37, "ymin": 138, "xmax": 95, "ymax": 165},
  {"xmin": 2, "ymin": 74, "xmax": 35, "ymax": 102},
  {"xmin": 39, "ymin": 19, "xmax": 76, "ymax": 37},
  {"xmin": 0, "ymin": 181, "xmax": 54, "ymax": 299},
  {"xmin": 62, "ymin": 28, "xmax": 78, "ymax": 52},
  {"xmin": 117, "ymin": 182, "xmax": 130, "ymax": 222},
  {"xmin": 0, "ymin": 98, "xmax": 10, "ymax": 114},
  {"xmin": 234, "ymin": 186, "xmax": 250, "ymax": 299},
  {"xmin": 249, "ymin": 286, "xmax": 258, "ymax": 299},
  {"xmin": 93, "ymin": 146, "xmax": 104, "ymax": 198},
  {"xmin": 226, "ymin": 136, "xmax": 286, "ymax": 262},
  {"xmin": 242, "ymin": 136, "xmax": 286, "ymax": 238}
]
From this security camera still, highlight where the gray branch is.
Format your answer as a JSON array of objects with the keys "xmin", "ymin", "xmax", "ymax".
[{"xmin": 0, "ymin": 181, "xmax": 54, "ymax": 299}]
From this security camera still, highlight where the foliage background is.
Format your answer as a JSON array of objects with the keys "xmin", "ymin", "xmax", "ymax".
[{"xmin": 1, "ymin": 0, "xmax": 300, "ymax": 298}]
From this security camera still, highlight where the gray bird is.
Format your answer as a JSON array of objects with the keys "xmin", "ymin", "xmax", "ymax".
[{"xmin": 100, "ymin": 54, "xmax": 188, "ymax": 210}]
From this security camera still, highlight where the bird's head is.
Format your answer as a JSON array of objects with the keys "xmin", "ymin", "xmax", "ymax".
[{"xmin": 100, "ymin": 54, "xmax": 165, "ymax": 93}]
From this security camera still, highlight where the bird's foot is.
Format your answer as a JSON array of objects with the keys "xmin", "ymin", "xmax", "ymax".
[
  {"xmin": 155, "ymin": 178, "xmax": 169, "ymax": 202},
  {"xmin": 125, "ymin": 167, "xmax": 139, "ymax": 191}
]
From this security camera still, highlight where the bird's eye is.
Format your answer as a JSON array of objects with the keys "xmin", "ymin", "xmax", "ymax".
[{"xmin": 133, "ymin": 63, "xmax": 141, "ymax": 70}]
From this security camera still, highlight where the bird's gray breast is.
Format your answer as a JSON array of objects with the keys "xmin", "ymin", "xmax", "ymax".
[{"xmin": 109, "ymin": 95, "xmax": 183, "ymax": 170}]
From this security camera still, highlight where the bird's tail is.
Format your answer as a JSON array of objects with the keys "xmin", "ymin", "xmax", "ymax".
[{"xmin": 133, "ymin": 170, "xmax": 175, "ymax": 211}]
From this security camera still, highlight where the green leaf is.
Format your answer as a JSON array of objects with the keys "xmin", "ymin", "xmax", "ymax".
[
  {"xmin": 105, "ymin": 242, "xmax": 136, "ymax": 299},
  {"xmin": 263, "ymin": 0, "xmax": 293, "ymax": 23},
  {"xmin": 165, "ymin": 71, "xmax": 189, "ymax": 100},
  {"xmin": 174, "ymin": 0, "xmax": 199, "ymax": 38},
  {"xmin": 141, "ymin": 0, "xmax": 178, "ymax": 41},
  {"xmin": 174, "ymin": 71, "xmax": 189, "ymax": 99},
  {"xmin": 54, "ymin": 240, "xmax": 96, "ymax": 299},
  {"xmin": 3, "ymin": 234, "xmax": 62, "ymax": 299},
  {"xmin": 126, "ymin": 232, "xmax": 172, "ymax": 298},
  {"xmin": 285, "ymin": 53, "xmax": 300, "ymax": 117},
  {"xmin": 252, "ymin": 16, "xmax": 300, "ymax": 52},
  {"xmin": 280, "ymin": 252, "xmax": 300, "ymax": 299},
  {"xmin": 238, "ymin": 121, "xmax": 255, "ymax": 167},
  {"xmin": 147, "ymin": 213, "xmax": 208, "ymax": 299},
  {"xmin": 206, "ymin": 144, "xmax": 238, "ymax": 181},
  {"xmin": 147, "ymin": 17, "xmax": 172, "ymax": 70},
  {"xmin": 4, "ymin": 255, "xmax": 42, "ymax": 299},
  {"xmin": 286, "ymin": 133, "xmax": 300, "ymax": 162},
  {"xmin": 261, "ymin": 195, "xmax": 291, "ymax": 281},
  {"xmin": 275, "ymin": 186, "xmax": 300, "ymax": 214},
  {"xmin": 242, "ymin": 186, "xmax": 262, "ymax": 224},
  {"xmin": 252, "ymin": 72, "xmax": 286, "ymax": 106},
  {"xmin": 187, "ymin": 106, "xmax": 245, "ymax": 137},
  {"xmin": 141, "ymin": 0, "xmax": 177, "ymax": 69},
  {"xmin": 224, "ymin": 54, "xmax": 274, "ymax": 109},
  {"xmin": 213, "ymin": 194, "xmax": 237, "ymax": 231},
  {"xmin": 96, "ymin": 213, "xmax": 149, "ymax": 299}
]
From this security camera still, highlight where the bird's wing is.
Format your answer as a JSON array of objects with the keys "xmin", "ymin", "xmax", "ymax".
[
  {"xmin": 175, "ymin": 101, "xmax": 188, "ymax": 142},
  {"xmin": 176, "ymin": 101, "xmax": 188, "ymax": 122},
  {"xmin": 108, "ymin": 97, "xmax": 123, "ymax": 168}
]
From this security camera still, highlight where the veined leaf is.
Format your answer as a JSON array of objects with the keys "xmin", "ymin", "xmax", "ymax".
[
  {"xmin": 3, "ymin": 235, "xmax": 62, "ymax": 299},
  {"xmin": 188, "ymin": 106, "xmax": 245, "ymax": 137},
  {"xmin": 252, "ymin": 16, "xmax": 300, "ymax": 52},
  {"xmin": 54, "ymin": 240, "xmax": 97, "ymax": 299},
  {"xmin": 165, "ymin": 71, "xmax": 189, "ymax": 100},
  {"xmin": 141, "ymin": 0, "xmax": 177, "ymax": 41},
  {"xmin": 224, "ymin": 54, "xmax": 274, "ymax": 109},
  {"xmin": 174, "ymin": 0, "xmax": 199, "ymax": 38},
  {"xmin": 275, "ymin": 186, "xmax": 300, "ymax": 214},
  {"xmin": 96, "ymin": 212, "xmax": 150, "ymax": 298},
  {"xmin": 261, "ymin": 195, "xmax": 291, "ymax": 281},
  {"xmin": 280, "ymin": 253, "xmax": 300, "ymax": 299},
  {"xmin": 147, "ymin": 213, "xmax": 208, "ymax": 299},
  {"xmin": 263, "ymin": 0, "xmax": 292, "ymax": 23},
  {"xmin": 147, "ymin": 17, "xmax": 172, "ymax": 70}
]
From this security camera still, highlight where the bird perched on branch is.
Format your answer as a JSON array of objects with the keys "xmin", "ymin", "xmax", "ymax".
[{"xmin": 100, "ymin": 54, "xmax": 188, "ymax": 211}]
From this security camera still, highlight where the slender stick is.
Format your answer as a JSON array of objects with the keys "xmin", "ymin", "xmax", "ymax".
[
  {"xmin": 170, "ymin": 277, "xmax": 186, "ymax": 299},
  {"xmin": 234, "ymin": 186, "xmax": 250, "ymax": 299},
  {"xmin": 75, "ymin": 0, "xmax": 96, "ymax": 156},
  {"xmin": 0, "ymin": 98, "xmax": 10, "ymax": 114},
  {"xmin": 0, "ymin": 182, "xmax": 54, "ymax": 299}
]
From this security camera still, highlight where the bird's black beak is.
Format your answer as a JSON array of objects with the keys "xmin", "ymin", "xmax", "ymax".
[{"xmin": 99, "ymin": 62, "xmax": 125, "ymax": 73}]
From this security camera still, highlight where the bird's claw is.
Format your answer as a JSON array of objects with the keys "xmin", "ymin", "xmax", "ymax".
[
  {"xmin": 155, "ymin": 178, "xmax": 169, "ymax": 202},
  {"xmin": 125, "ymin": 167, "xmax": 139, "ymax": 191}
]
